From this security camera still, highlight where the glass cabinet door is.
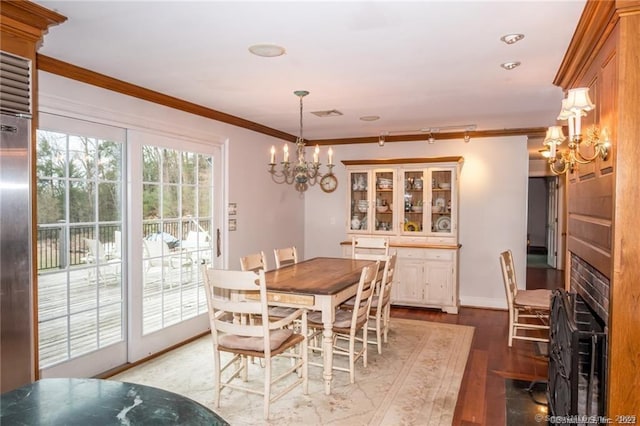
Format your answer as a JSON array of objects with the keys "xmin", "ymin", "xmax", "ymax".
[
  {"xmin": 348, "ymin": 171, "xmax": 369, "ymax": 232},
  {"xmin": 373, "ymin": 170, "xmax": 394, "ymax": 233},
  {"xmin": 429, "ymin": 168, "xmax": 453, "ymax": 234},
  {"xmin": 401, "ymin": 169, "xmax": 426, "ymax": 234}
]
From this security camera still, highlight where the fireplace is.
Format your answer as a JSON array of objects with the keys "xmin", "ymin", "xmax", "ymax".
[{"xmin": 548, "ymin": 288, "xmax": 607, "ymax": 417}]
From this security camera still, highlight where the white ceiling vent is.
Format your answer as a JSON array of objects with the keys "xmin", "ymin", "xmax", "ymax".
[{"xmin": 310, "ymin": 109, "xmax": 343, "ymax": 118}]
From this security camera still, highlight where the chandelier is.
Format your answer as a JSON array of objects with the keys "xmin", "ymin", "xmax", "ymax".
[
  {"xmin": 541, "ymin": 87, "xmax": 610, "ymax": 175},
  {"xmin": 268, "ymin": 90, "xmax": 335, "ymax": 192}
]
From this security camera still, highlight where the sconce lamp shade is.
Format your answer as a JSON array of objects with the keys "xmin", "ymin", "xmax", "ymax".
[
  {"xmin": 565, "ymin": 87, "xmax": 595, "ymax": 112},
  {"xmin": 544, "ymin": 126, "xmax": 566, "ymax": 145},
  {"xmin": 557, "ymin": 98, "xmax": 573, "ymax": 121}
]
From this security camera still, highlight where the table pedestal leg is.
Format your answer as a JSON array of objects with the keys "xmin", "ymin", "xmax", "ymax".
[{"xmin": 322, "ymin": 323, "xmax": 333, "ymax": 395}]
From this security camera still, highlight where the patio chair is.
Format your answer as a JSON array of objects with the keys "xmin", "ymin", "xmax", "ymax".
[
  {"xmin": 82, "ymin": 238, "xmax": 121, "ymax": 285},
  {"xmin": 143, "ymin": 238, "xmax": 193, "ymax": 288},
  {"xmin": 500, "ymin": 250, "xmax": 551, "ymax": 347},
  {"xmin": 203, "ymin": 267, "xmax": 308, "ymax": 419},
  {"xmin": 181, "ymin": 230, "xmax": 211, "ymax": 264}
]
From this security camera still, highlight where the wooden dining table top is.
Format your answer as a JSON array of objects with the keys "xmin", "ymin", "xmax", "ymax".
[{"xmin": 264, "ymin": 257, "xmax": 376, "ymax": 295}]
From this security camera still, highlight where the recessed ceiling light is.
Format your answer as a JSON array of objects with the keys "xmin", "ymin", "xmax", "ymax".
[
  {"xmin": 310, "ymin": 109, "xmax": 343, "ymax": 117},
  {"xmin": 359, "ymin": 115, "xmax": 380, "ymax": 121},
  {"xmin": 500, "ymin": 34, "xmax": 525, "ymax": 45},
  {"xmin": 500, "ymin": 61, "xmax": 521, "ymax": 70},
  {"xmin": 248, "ymin": 43, "xmax": 286, "ymax": 57}
]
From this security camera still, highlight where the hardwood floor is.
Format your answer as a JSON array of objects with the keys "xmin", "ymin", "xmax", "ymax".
[{"xmin": 390, "ymin": 264, "xmax": 563, "ymax": 425}]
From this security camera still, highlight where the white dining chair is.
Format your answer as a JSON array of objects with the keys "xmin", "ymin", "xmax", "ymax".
[
  {"xmin": 307, "ymin": 261, "xmax": 379, "ymax": 384},
  {"xmin": 500, "ymin": 250, "xmax": 551, "ymax": 347},
  {"xmin": 202, "ymin": 267, "xmax": 308, "ymax": 419},
  {"xmin": 351, "ymin": 235, "xmax": 390, "ymax": 261},
  {"xmin": 342, "ymin": 254, "xmax": 397, "ymax": 354}
]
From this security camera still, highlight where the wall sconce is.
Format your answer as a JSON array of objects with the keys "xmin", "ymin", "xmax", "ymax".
[{"xmin": 543, "ymin": 87, "xmax": 611, "ymax": 175}]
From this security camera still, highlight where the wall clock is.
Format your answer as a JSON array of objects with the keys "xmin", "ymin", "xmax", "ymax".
[{"xmin": 320, "ymin": 173, "xmax": 338, "ymax": 193}]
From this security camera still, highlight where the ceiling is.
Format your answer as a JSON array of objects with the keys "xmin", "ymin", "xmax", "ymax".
[{"xmin": 33, "ymin": 1, "xmax": 586, "ymax": 157}]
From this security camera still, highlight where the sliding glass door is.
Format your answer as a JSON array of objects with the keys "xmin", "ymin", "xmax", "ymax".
[
  {"xmin": 37, "ymin": 116, "xmax": 224, "ymax": 375},
  {"xmin": 127, "ymin": 131, "xmax": 221, "ymax": 361},
  {"xmin": 36, "ymin": 115, "xmax": 127, "ymax": 378}
]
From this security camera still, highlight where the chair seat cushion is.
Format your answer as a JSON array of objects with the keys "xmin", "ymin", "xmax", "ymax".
[
  {"xmin": 515, "ymin": 289, "xmax": 551, "ymax": 309},
  {"xmin": 219, "ymin": 328, "xmax": 293, "ymax": 352},
  {"xmin": 342, "ymin": 295, "xmax": 373, "ymax": 308},
  {"xmin": 308, "ymin": 309, "xmax": 352, "ymax": 328},
  {"xmin": 268, "ymin": 306, "xmax": 298, "ymax": 318}
]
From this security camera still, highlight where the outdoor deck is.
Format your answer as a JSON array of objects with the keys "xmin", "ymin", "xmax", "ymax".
[{"xmin": 37, "ymin": 259, "xmax": 208, "ymax": 369}]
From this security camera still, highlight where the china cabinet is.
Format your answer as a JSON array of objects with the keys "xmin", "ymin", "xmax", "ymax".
[{"xmin": 342, "ymin": 157, "xmax": 462, "ymax": 313}]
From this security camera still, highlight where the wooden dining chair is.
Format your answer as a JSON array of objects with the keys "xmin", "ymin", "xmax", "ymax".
[
  {"xmin": 307, "ymin": 261, "xmax": 379, "ymax": 384},
  {"xmin": 500, "ymin": 250, "xmax": 551, "ymax": 347},
  {"xmin": 273, "ymin": 246, "xmax": 298, "ymax": 268},
  {"xmin": 202, "ymin": 267, "xmax": 308, "ymax": 420},
  {"xmin": 240, "ymin": 251, "xmax": 268, "ymax": 272}
]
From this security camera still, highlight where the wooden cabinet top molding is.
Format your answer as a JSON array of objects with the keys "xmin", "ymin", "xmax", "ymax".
[
  {"xmin": 342, "ymin": 156, "xmax": 463, "ymax": 166},
  {"xmin": 0, "ymin": 1, "xmax": 66, "ymax": 37}
]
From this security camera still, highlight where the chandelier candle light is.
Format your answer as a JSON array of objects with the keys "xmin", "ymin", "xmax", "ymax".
[
  {"xmin": 542, "ymin": 87, "xmax": 610, "ymax": 175},
  {"xmin": 268, "ymin": 90, "xmax": 335, "ymax": 192}
]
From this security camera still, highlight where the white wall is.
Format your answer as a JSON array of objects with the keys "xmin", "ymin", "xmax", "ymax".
[
  {"xmin": 304, "ymin": 136, "xmax": 530, "ymax": 309},
  {"xmin": 37, "ymin": 72, "xmax": 305, "ymax": 271},
  {"xmin": 38, "ymin": 72, "xmax": 529, "ymax": 308}
]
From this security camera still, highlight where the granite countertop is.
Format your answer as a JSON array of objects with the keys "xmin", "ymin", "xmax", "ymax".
[{"xmin": 0, "ymin": 378, "xmax": 228, "ymax": 426}]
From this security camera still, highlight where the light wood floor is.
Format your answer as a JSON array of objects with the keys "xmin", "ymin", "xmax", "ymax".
[{"xmin": 391, "ymin": 263, "xmax": 563, "ymax": 425}]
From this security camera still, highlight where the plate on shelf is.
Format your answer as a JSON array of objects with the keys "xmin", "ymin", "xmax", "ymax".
[
  {"xmin": 404, "ymin": 221, "xmax": 420, "ymax": 232},
  {"xmin": 434, "ymin": 197, "xmax": 446, "ymax": 208},
  {"xmin": 435, "ymin": 216, "xmax": 451, "ymax": 232}
]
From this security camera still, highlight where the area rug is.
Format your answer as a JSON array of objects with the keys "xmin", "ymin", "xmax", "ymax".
[{"xmin": 112, "ymin": 318, "xmax": 474, "ymax": 425}]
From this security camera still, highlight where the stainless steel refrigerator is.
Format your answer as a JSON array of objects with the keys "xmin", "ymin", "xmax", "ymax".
[{"xmin": 1, "ymin": 51, "xmax": 35, "ymax": 392}]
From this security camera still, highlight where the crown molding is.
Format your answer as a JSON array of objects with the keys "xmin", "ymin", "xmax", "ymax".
[{"xmin": 38, "ymin": 54, "xmax": 547, "ymax": 146}]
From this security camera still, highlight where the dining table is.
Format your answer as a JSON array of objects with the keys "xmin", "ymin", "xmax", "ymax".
[{"xmin": 262, "ymin": 256, "xmax": 377, "ymax": 395}]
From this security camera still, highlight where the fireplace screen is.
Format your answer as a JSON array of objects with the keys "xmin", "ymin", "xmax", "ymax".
[{"xmin": 548, "ymin": 289, "xmax": 607, "ymax": 417}]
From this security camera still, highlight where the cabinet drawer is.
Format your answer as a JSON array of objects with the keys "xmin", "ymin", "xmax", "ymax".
[
  {"xmin": 397, "ymin": 248, "xmax": 454, "ymax": 261},
  {"xmin": 424, "ymin": 250, "xmax": 454, "ymax": 261}
]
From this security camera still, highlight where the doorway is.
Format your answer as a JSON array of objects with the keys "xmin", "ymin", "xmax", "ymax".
[{"xmin": 527, "ymin": 176, "xmax": 558, "ymax": 268}]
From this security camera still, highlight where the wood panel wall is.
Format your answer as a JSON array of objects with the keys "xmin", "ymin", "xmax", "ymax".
[{"xmin": 554, "ymin": 0, "xmax": 640, "ymax": 416}]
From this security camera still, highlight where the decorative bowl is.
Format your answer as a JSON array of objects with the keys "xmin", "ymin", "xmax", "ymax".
[
  {"xmin": 432, "ymin": 206, "xmax": 442, "ymax": 213},
  {"xmin": 376, "ymin": 205, "xmax": 389, "ymax": 213},
  {"xmin": 411, "ymin": 206, "xmax": 423, "ymax": 213},
  {"xmin": 438, "ymin": 182, "xmax": 451, "ymax": 190}
]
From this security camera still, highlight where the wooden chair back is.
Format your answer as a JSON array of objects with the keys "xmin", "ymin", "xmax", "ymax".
[
  {"xmin": 240, "ymin": 251, "xmax": 268, "ymax": 272},
  {"xmin": 274, "ymin": 246, "xmax": 298, "ymax": 268}
]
